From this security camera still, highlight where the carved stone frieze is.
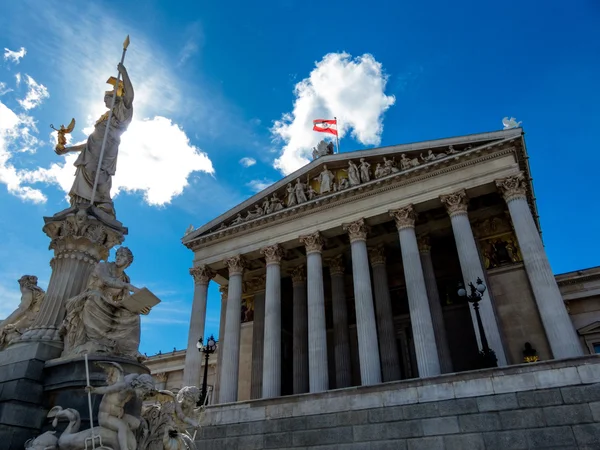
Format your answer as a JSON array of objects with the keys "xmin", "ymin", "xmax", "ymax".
[
  {"xmin": 189, "ymin": 265, "xmax": 215, "ymax": 285},
  {"xmin": 417, "ymin": 234, "xmax": 431, "ymax": 253},
  {"xmin": 261, "ymin": 244, "xmax": 284, "ymax": 265},
  {"xmin": 495, "ymin": 172, "xmax": 527, "ymax": 203},
  {"xmin": 440, "ymin": 189, "xmax": 469, "ymax": 216},
  {"xmin": 368, "ymin": 245, "xmax": 386, "ymax": 266},
  {"xmin": 224, "ymin": 255, "xmax": 247, "ymax": 276},
  {"xmin": 291, "ymin": 265, "xmax": 306, "ymax": 285},
  {"xmin": 390, "ymin": 205, "xmax": 417, "ymax": 230},
  {"xmin": 299, "ymin": 232, "xmax": 325, "ymax": 254},
  {"xmin": 327, "ymin": 255, "xmax": 345, "ymax": 276},
  {"xmin": 343, "ymin": 218, "xmax": 369, "ymax": 242}
]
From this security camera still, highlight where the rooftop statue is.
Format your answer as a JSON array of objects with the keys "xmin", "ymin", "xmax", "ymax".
[
  {"xmin": 312, "ymin": 140, "xmax": 334, "ymax": 160},
  {"xmin": 54, "ymin": 37, "xmax": 133, "ymax": 218},
  {"xmin": 502, "ymin": 116, "xmax": 522, "ymax": 130}
]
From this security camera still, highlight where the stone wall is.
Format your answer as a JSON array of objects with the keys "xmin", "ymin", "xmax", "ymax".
[{"xmin": 195, "ymin": 356, "xmax": 600, "ymax": 449}]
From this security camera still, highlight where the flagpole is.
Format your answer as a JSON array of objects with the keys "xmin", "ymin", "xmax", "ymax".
[
  {"xmin": 334, "ymin": 116, "xmax": 340, "ymax": 154},
  {"xmin": 90, "ymin": 35, "xmax": 130, "ymax": 207}
]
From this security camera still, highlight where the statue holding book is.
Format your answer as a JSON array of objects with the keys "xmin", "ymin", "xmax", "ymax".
[{"xmin": 60, "ymin": 247, "xmax": 159, "ymax": 361}]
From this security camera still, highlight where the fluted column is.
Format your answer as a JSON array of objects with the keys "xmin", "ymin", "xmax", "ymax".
[
  {"xmin": 327, "ymin": 255, "xmax": 352, "ymax": 389},
  {"xmin": 291, "ymin": 265, "xmax": 309, "ymax": 394},
  {"xmin": 440, "ymin": 190, "xmax": 508, "ymax": 366},
  {"xmin": 343, "ymin": 219, "xmax": 382, "ymax": 386},
  {"xmin": 390, "ymin": 207, "xmax": 441, "ymax": 377},
  {"xmin": 261, "ymin": 245, "xmax": 284, "ymax": 398},
  {"xmin": 250, "ymin": 277, "xmax": 266, "ymax": 400},
  {"xmin": 417, "ymin": 235, "xmax": 453, "ymax": 373},
  {"xmin": 219, "ymin": 255, "xmax": 246, "ymax": 403},
  {"xmin": 214, "ymin": 286, "xmax": 227, "ymax": 403},
  {"xmin": 368, "ymin": 245, "xmax": 401, "ymax": 382},
  {"xmin": 183, "ymin": 265, "xmax": 215, "ymax": 387},
  {"xmin": 299, "ymin": 232, "xmax": 329, "ymax": 392},
  {"xmin": 496, "ymin": 174, "xmax": 583, "ymax": 358}
]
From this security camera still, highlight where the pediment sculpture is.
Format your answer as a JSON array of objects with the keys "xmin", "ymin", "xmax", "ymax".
[{"xmin": 312, "ymin": 140, "xmax": 334, "ymax": 160}]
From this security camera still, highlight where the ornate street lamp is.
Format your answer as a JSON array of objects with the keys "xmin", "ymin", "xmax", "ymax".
[
  {"xmin": 458, "ymin": 277, "xmax": 498, "ymax": 369},
  {"xmin": 196, "ymin": 335, "xmax": 217, "ymax": 406}
]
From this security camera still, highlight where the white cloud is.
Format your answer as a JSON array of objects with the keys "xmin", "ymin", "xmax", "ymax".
[
  {"xmin": 24, "ymin": 116, "xmax": 214, "ymax": 206},
  {"xmin": 15, "ymin": 73, "xmax": 21, "ymax": 86},
  {"xmin": 247, "ymin": 178, "xmax": 274, "ymax": 193},
  {"xmin": 17, "ymin": 75, "xmax": 49, "ymax": 110},
  {"xmin": 272, "ymin": 52, "xmax": 396, "ymax": 175},
  {"xmin": 239, "ymin": 157, "xmax": 256, "ymax": 167},
  {"xmin": 0, "ymin": 101, "xmax": 45, "ymax": 203},
  {"xmin": 3, "ymin": 47, "xmax": 26, "ymax": 64},
  {"xmin": 0, "ymin": 82, "xmax": 12, "ymax": 96}
]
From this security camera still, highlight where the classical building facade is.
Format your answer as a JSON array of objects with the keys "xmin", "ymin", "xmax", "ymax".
[{"xmin": 181, "ymin": 128, "xmax": 595, "ymax": 404}]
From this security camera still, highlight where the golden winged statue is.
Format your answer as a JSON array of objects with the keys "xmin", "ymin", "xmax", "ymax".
[{"xmin": 50, "ymin": 118, "xmax": 76, "ymax": 152}]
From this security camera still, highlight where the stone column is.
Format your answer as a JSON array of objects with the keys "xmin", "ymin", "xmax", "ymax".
[
  {"xmin": 214, "ymin": 286, "xmax": 227, "ymax": 403},
  {"xmin": 183, "ymin": 265, "xmax": 215, "ymax": 388},
  {"xmin": 20, "ymin": 206, "xmax": 126, "ymax": 344},
  {"xmin": 343, "ymin": 219, "xmax": 382, "ymax": 386},
  {"xmin": 440, "ymin": 190, "xmax": 508, "ymax": 366},
  {"xmin": 260, "ymin": 245, "xmax": 284, "ymax": 398},
  {"xmin": 250, "ymin": 278, "xmax": 266, "ymax": 400},
  {"xmin": 368, "ymin": 245, "xmax": 401, "ymax": 382},
  {"xmin": 496, "ymin": 173, "xmax": 583, "ymax": 358},
  {"xmin": 299, "ymin": 232, "xmax": 329, "ymax": 393},
  {"xmin": 417, "ymin": 235, "xmax": 453, "ymax": 373},
  {"xmin": 327, "ymin": 255, "xmax": 352, "ymax": 389},
  {"xmin": 219, "ymin": 255, "xmax": 246, "ymax": 404},
  {"xmin": 291, "ymin": 265, "xmax": 309, "ymax": 394},
  {"xmin": 390, "ymin": 206, "xmax": 441, "ymax": 377}
]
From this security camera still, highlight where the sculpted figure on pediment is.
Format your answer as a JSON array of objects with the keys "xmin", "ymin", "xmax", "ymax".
[
  {"xmin": 307, "ymin": 185, "xmax": 318, "ymax": 200},
  {"xmin": 347, "ymin": 160, "xmax": 361, "ymax": 186},
  {"xmin": 374, "ymin": 163, "xmax": 385, "ymax": 179},
  {"xmin": 294, "ymin": 178, "xmax": 308, "ymax": 203},
  {"xmin": 338, "ymin": 177, "xmax": 349, "ymax": 190},
  {"xmin": 246, "ymin": 204, "xmax": 264, "ymax": 220},
  {"xmin": 271, "ymin": 193, "xmax": 285, "ymax": 212},
  {"xmin": 359, "ymin": 158, "xmax": 371, "ymax": 183},
  {"xmin": 315, "ymin": 164, "xmax": 335, "ymax": 194},
  {"xmin": 0, "ymin": 275, "xmax": 45, "ymax": 349},
  {"xmin": 383, "ymin": 156, "xmax": 399, "ymax": 174},
  {"xmin": 262, "ymin": 197, "xmax": 271, "ymax": 214},
  {"xmin": 446, "ymin": 145, "xmax": 459, "ymax": 154},
  {"xmin": 286, "ymin": 183, "xmax": 297, "ymax": 207},
  {"xmin": 400, "ymin": 153, "xmax": 420, "ymax": 170},
  {"xmin": 231, "ymin": 213, "xmax": 245, "ymax": 226}
]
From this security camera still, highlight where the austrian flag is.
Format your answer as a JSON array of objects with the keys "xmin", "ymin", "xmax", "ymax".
[{"xmin": 313, "ymin": 119, "xmax": 338, "ymax": 136}]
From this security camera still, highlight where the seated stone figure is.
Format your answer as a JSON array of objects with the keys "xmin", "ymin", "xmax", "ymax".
[
  {"xmin": 0, "ymin": 275, "xmax": 45, "ymax": 349},
  {"xmin": 61, "ymin": 247, "xmax": 148, "ymax": 360}
]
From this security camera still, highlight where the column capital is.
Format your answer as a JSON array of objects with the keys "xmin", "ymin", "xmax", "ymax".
[
  {"xmin": 389, "ymin": 205, "xmax": 417, "ymax": 229},
  {"xmin": 189, "ymin": 265, "xmax": 215, "ymax": 285},
  {"xmin": 343, "ymin": 218, "xmax": 370, "ymax": 242},
  {"xmin": 155, "ymin": 372, "xmax": 168, "ymax": 383},
  {"xmin": 495, "ymin": 172, "xmax": 527, "ymax": 203},
  {"xmin": 291, "ymin": 265, "xmax": 306, "ymax": 286},
  {"xmin": 219, "ymin": 285, "xmax": 228, "ymax": 298},
  {"xmin": 327, "ymin": 254, "xmax": 345, "ymax": 276},
  {"xmin": 440, "ymin": 189, "xmax": 469, "ymax": 217},
  {"xmin": 261, "ymin": 244, "xmax": 284, "ymax": 265},
  {"xmin": 224, "ymin": 255, "xmax": 246, "ymax": 276},
  {"xmin": 299, "ymin": 232, "xmax": 325, "ymax": 254},
  {"xmin": 417, "ymin": 234, "xmax": 431, "ymax": 254},
  {"xmin": 368, "ymin": 245, "xmax": 386, "ymax": 266}
]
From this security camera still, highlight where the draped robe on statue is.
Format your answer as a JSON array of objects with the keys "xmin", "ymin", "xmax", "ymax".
[
  {"xmin": 69, "ymin": 100, "xmax": 133, "ymax": 215},
  {"xmin": 62, "ymin": 260, "xmax": 140, "ymax": 359}
]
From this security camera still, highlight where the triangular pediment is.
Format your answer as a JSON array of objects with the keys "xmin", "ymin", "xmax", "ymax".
[{"xmin": 183, "ymin": 128, "xmax": 523, "ymax": 247}]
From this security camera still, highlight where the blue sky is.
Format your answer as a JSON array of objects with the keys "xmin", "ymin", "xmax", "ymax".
[{"xmin": 1, "ymin": 1, "xmax": 598, "ymax": 356}]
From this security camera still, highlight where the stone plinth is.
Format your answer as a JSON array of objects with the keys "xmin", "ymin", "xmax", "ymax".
[{"xmin": 195, "ymin": 355, "xmax": 600, "ymax": 449}]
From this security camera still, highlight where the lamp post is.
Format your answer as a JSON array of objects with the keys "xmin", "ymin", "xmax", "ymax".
[
  {"xmin": 196, "ymin": 335, "xmax": 217, "ymax": 406},
  {"xmin": 458, "ymin": 277, "xmax": 498, "ymax": 369}
]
